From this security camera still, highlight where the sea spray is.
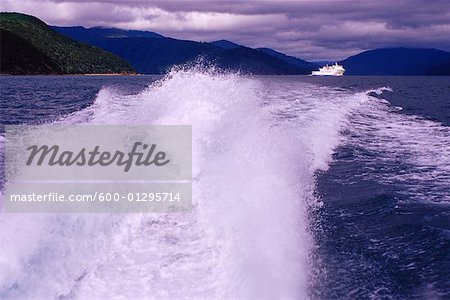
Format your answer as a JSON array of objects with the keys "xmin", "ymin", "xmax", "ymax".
[{"xmin": 0, "ymin": 67, "xmax": 371, "ymax": 299}]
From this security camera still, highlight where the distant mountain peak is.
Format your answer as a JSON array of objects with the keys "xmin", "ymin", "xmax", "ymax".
[
  {"xmin": 90, "ymin": 26, "xmax": 164, "ymax": 38},
  {"xmin": 340, "ymin": 47, "xmax": 450, "ymax": 75},
  {"xmin": 210, "ymin": 40, "xmax": 241, "ymax": 49},
  {"xmin": 51, "ymin": 25, "xmax": 164, "ymax": 39},
  {"xmin": 257, "ymin": 47, "xmax": 318, "ymax": 70}
]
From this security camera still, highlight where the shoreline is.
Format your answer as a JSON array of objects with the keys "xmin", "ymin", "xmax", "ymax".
[
  {"xmin": 0, "ymin": 73, "xmax": 143, "ymax": 76},
  {"xmin": 82, "ymin": 73, "xmax": 140, "ymax": 76}
]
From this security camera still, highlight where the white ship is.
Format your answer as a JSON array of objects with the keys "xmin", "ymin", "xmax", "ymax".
[{"xmin": 311, "ymin": 63, "xmax": 345, "ymax": 76}]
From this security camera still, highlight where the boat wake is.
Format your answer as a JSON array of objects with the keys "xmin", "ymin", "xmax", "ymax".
[{"xmin": 1, "ymin": 68, "xmax": 445, "ymax": 299}]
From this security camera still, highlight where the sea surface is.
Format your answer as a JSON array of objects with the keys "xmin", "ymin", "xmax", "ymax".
[{"xmin": 0, "ymin": 71, "xmax": 449, "ymax": 299}]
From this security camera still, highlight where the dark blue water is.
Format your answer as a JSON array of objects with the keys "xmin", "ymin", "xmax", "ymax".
[
  {"xmin": 297, "ymin": 76, "xmax": 450, "ymax": 126},
  {"xmin": 0, "ymin": 75, "xmax": 160, "ymax": 126},
  {"xmin": 0, "ymin": 74, "xmax": 449, "ymax": 299},
  {"xmin": 305, "ymin": 77, "xmax": 450, "ymax": 299}
]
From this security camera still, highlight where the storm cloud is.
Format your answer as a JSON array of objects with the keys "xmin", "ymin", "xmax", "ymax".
[{"xmin": 1, "ymin": 0, "xmax": 449, "ymax": 60}]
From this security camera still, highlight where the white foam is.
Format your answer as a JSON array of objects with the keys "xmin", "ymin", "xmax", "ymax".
[
  {"xmin": 0, "ymin": 69, "xmax": 370, "ymax": 299},
  {"xmin": 347, "ymin": 89, "xmax": 450, "ymax": 203}
]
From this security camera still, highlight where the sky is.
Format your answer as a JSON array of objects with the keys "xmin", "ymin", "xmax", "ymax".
[{"xmin": 1, "ymin": 0, "xmax": 449, "ymax": 60}]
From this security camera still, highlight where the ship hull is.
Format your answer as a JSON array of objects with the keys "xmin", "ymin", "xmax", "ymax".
[{"xmin": 311, "ymin": 71, "xmax": 344, "ymax": 76}]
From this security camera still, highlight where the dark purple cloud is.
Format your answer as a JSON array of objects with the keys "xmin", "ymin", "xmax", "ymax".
[{"xmin": 1, "ymin": 0, "xmax": 449, "ymax": 60}]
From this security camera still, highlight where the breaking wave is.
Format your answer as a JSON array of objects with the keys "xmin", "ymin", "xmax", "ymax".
[{"xmin": 0, "ymin": 68, "xmax": 411, "ymax": 299}]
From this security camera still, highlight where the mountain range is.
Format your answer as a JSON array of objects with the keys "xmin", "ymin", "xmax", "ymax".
[
  {"xmin": 2, "ymin": 13, "xmax": 450, "ymax": 75},
  {"xmin": 51, "ymin": 26, "xmax": 313, "ymax": 75},
  {"xmin": 0, "ymin": 12, "xmax": 134, "ymax": 75},
  {"xmin": 340, "ymin": 48, "xmax": 450, "ymax": 75}
]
